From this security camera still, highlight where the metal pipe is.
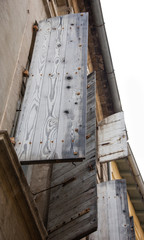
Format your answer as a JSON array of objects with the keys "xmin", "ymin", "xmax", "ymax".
[
  {"xmin": 91, "ymin": 0, "xmax": 122, "ymax": 113},
  {"xmin": 107, "ymin": 162, "xmax": 112, "ymax": 181},
  {"xmin": 91, "ymin": 0, "xmax": 144, "ymax": 196}
]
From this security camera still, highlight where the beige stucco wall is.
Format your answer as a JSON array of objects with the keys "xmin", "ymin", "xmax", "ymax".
[
  {"xmin": 0, "ymin": 0, "xmax": 49, "ymax": 133},
  {"xmin": 0, "ymin": 0, "xmax": 52, "ymax": 225}
]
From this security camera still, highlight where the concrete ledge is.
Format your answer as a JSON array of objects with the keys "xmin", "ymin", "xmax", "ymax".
[{"xmin": 0, "ymin": 130, "xmax": 48, "ymax": 240}]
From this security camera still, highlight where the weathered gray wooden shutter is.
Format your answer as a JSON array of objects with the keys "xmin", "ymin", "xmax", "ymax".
[
  {"xmin": 15, "ymin": 13, "xmax": 88, "ymax": 164},
  {"xmin": 129, "ymin": 216, "xmax": 136, "ymax": 240},
  {"xmin": 89, "ymin": 180, "xmax": 135, "ymax": 240},
  {"xmin": 98, "ymin": 112, "xmax": 128, "ymax": 163},
  {"xmin": 47, "ymin": 72, "xmax": 97, "ymax": 240}
]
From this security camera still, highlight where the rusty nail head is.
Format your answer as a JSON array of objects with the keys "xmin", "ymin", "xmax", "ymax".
[
  {"xmin": 79, "ymin": 44, "xmax": 82, "ymax": 47},
  {"xmin": 88, "ymin": 164, "xmax": 94, "ymax": 171},
  {"xmin": 75, "ymin": 128, "xmax": 78, "ymax": 132},
  {"xmin": 40, "ymin": 141, "xmax": 42, "ymax": 144},
  {"xmin": 23, "ymin": 69, "xmax": 29, "ymax": 77},
  {"xmin": 62, "ymin": 140, "xmax": 64, "ymax": 142},
  {"xmin": 51, "ymin": 141, "xmax": 53, "ymax": 143},
  {"xmin": 86, "ymin": 134, "xmax": 90, "ymax": 139},
  {"xmin": 29, "ymin": 142, "xmax": 32, "ymax": 144},
  {"xmin": 76, "ymin": 92, "xmax": 80, "ymax": 95},
  {"xmin": 78, "ymin": 67, "xmax": 81, "ymax": 70},
  {"xmin": 87, "ymin": 84, "xmax": 90, "ymax": 89},
  {"xmin": 75, "ymin": 72, "xmax": 78, "ymax": 74},
  {"xmin": 10, "ymin": 137, "xmax": 15, "ymax": 144},
  {"xmin": 74, "ymin": 152, "xmax": 78, "ymax": 155},
  {"xmin": 19, "ymin": 142, "xmax": 21, "ymax": 144},
  {"xmin": 72, "ymin": 139, "xmax": 74, "ymax": 143},
  {"xmin": 81, "ymin": 13, "xmax": 83, "ymax": 16},
  {"xmin": 33, "ymin": 25, "xmax": 38, "ymax": 31}
]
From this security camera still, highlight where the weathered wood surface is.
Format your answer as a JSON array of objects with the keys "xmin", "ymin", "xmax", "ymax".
[
  {"xmin": 89, "ymin": 180, "xmax": 133, "ymax": 240},
  {"xmin": 129, "ymin": 216, "xmax": 136, "ymax": 240},
  {"xmin": 47, "ymin": 72, "xmax": 97, "ymax": 240},
  {"xmin": 0, "ymin": 131, "xmax": 48, "ymax": 240},
  {"xmin": 15, "ymin": 13, "xmax": 88, "ymax": 164},
  {"xmin": 98, "ymin": 112, "xmax": 128, "ymax": 163}
]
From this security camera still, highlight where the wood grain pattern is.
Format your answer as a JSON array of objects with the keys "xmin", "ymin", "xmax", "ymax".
[
  {"xmin": 129, "ymin": 216, "xmax": 136, "ymax": 240},
  {"xmin": 89, "ymin": 180, "xmax": 133, "ymax": 240},
  {"xmin": 15, "ymin": 13, "xmax": 88, "ymax": 164},
  {"xmin": 47, "ymin": 72, "xmax": 97, "ymax": 240},
  {"xmin": 98, "ymin": 112, "xmax": 128, "ymax": 163}
]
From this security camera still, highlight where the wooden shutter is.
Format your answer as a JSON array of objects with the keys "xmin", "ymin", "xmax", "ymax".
[
  {"xmin": 98, "ymin": 112, "xmax": 128, "ymax": 163},
  {"xmin": 89, "ymin": 180, "xmax": 134, "ymax": 240},
  {"xmin": 129, "ymin": 216, "xmax": 136, "ymax": 240},
  {"xmin": 47, "ymin": 72, "xmax": 97, "ymax": 240},
  {"xmin": 15, "ymin": 13, "xmax": 88, "ymax": 164}
]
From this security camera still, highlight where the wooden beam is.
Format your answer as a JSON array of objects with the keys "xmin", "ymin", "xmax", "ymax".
[
  {"xmin": 121, "ymin": 171, "xmax": 133, "ymax": 177},
  {"xmin": 135, "ymin": 211, "xmax": 144, "ymax": 217},
  {"xmin": 127, "ymin": 184, "xmax": 138, "ymax": 191},
  {"xmin": 131, "ymin": 199, "xmax": 144, "ymax": 204}
]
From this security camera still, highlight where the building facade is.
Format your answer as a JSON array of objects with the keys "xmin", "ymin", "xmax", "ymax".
[{"xmin": 0, "ymin": 0, "xmax": 144, "ymax": 239}]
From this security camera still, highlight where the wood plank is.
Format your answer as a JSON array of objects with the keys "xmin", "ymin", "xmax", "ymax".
[
  {"xmin": 98, "ymin": 112, "xmax": 128, "ymax": 163},
  {"xmin": 89, "ymin": 180, "xmax": 133, "ymax": 240},
  {"xmin": 129, "ymin": 216, "xmax": 136, "ymax": 240},
  {"xmin": 47, "ymin": 72, "xmax": 97, "ymax": 240},
  {"xmin": 14, "ymin": 13, "xmax": 88, "ymax": 164}
]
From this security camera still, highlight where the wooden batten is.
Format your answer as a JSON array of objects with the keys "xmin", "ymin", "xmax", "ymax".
[
  {"xmin": 98, "ymin": 112, "xmax": 128, "ymax": 163},
  {"xmin": 14, "ymin": 13, "xmax": 88, "ymax": 164},
  {"xmin": 47, "ymin": 72, "xmax": 97, "ymax": 240}
]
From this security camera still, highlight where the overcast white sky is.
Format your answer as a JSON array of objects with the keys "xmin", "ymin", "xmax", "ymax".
[{"xmin": 101, "ymin": 0, "xmax": 144, "ymax": 179}]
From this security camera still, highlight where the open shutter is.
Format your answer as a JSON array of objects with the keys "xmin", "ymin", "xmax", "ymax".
[
  {"xmin": 98, "ymin": 112, "xmax": 128, "ymax": 163},
  {"xmin": 47, "ymin": 72, "xmax": 97, "ymax": 240},
  {"xmin": 15, "ymin": 13, "xmax": 88, "ymax": 164},
  {"xmin": 89, "ymin": 180, "xmax": 135, "ymax": 240},
  {"xmin": 129, "ymin": 216, "xmax": 136, "ymax": 240}
]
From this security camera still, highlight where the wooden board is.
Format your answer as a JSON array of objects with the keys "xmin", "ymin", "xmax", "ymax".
[
  {"xmin": 47, "ymin": 72, "xmax": 97, "ymax": 240},
  {"xmin": 14, "ymin": 13, "xmax": 88, "ymax": 164},
  {"xmin": 98, "ymin": 112, "xmax": 128, "ymax": 163},
  {"xmin": 0, "ymin": 131, "xmax": 48, "ymax": 240},
  {"xmin": 89, "ymin": 180, "xmax": 134, "ymax": 240},
  {"xmin": 129, "ymin": 216, "xmax": 136, "ymax": 240}
]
